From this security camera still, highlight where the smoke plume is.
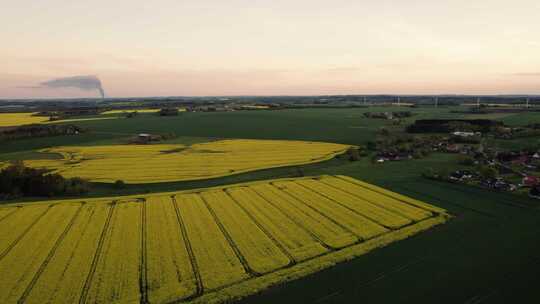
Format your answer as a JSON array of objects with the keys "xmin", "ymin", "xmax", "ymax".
[{"xmin": 39, "ymin": 75, "xmax": 105, "ymax": 98}]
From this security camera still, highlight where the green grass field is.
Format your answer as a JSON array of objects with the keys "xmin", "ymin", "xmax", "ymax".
[{"xmin": 1, "ymin": 105, "xmax": 540, "ymax": 303}]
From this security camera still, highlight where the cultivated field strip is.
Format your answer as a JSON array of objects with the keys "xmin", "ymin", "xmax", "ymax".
[
  {"xmin": 293, "ymin": 179, "xmax": 411, "ymax": 229},
  {"xmin": 274, "ymin": 181, "xmax": 390, "ymax": 238},
  {"xmin": 146, "ymin": 196, "xmax": 198, "ymax": 303},
  {"xmin": 0, "ymin": 205, "xmax": 50, "ymax": 258},
  {"xmin": 0, "ymin": 175, "xmax": 448, "ymax": 304},
  {"xmin": 226, "ymin": 186, "xmax": 328, "ymax": 262},
  {"xmin": 84, "ymin": 201, "xmax": 143, "ymax": 304},
  {"xmin": 202, "ymin": 190, "xmax": 292, "ymax": 274},
  {"xmin": 336, "ymin": 175, "xmax": 447, "ymax": 214},
  {"xmin": 319, "ymin": 177, "xmax": 433, "ymax": 221},
  {"xmin": 249, "ymin": 183, "xmax": 358, "ymax": 249},
  {"xmin": 22, "ymin": 203, "xmax": 111, "ymax": 304},
  {"xmin": 175, "ymin": 193, "xmax": 248, "ymax": 291},
  {"xmin": 0, "ymin": 206, "xmax": 18, "ymax": 222},
  {"xmin": 0, "ymin": 204, "xmax": 80, "ymax": 303}
]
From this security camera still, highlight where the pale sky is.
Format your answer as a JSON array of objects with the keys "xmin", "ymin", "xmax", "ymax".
[{"xmin": 1, "ymin": 0, "xmax": 540, "ymax": 98}]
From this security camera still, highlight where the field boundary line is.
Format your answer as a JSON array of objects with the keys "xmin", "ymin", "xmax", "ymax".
[
  {"xmin": 318, "ymin": 178, "xmax": 425, "ymax": 222},
  {"xmin": 335, "ymin": 175, "xmax": 440, "ymax": 213},
  {"xmin": 0, "ymin": 205, "xmax": 52, "ymax": 262},
  {"xmin": 79, "ymin": 201, "xmax": 116, "ymax": 304},
  {"xmin": 199, "ymin": 193, "xmax": 260, "ymax": 277},
  {"xmin": 18, "ymin": 203, "xmax": 85, "ymax": 303},
  {"xmin": 224, "ymin": 189, "xmax": 296, "ymax": 266},
  {"xmin": 269, "ymin": 183, "xmax": 362, "ymax": 242},
  {"xmin": 171, "ymin": 195, "xmax": 203, "ymax": 299},
  {"xmin": 248, "ymin": 186, "xmax": 335, "ymax": 250},
  {"xmin": 140, "ymin": 199, "xmax": 149, "ymax": 304}
]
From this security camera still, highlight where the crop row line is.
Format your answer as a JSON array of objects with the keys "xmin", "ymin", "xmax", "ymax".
[
  {"xmin": 0, "ymin": 205, "xmax": 52, "ymax": 262},
  {"xmin": 140, "ymin": 199, "xmax": 149, "ymax": 304},
  {"xmin": 170, "ymin": 195, "xmax": 203, "ymax": 299},
  {"xmin": 79, "ymin": 202, "xmax": 117, "ymax": 304},
  {"xmin": 270, "ymin": 183, "xmax": 363, "ymax": 241},
  {"xmin": 248, "ymin": 186, "xmax": 336, "ymax": 251},
  {"xmin": 294, "ymin": 181, "xmax": 395, "ymax": 231},
  {"xmin": 0, "ymin": 207, "xmax": 20, "ymax": 223},
  {"xmin": 318, "ymin": 179, "xmax": 422, "ymax": 222},
  {"xmin": 224, "ymin": 189, "xmax": 297, "ymax": 266},
  {"xmin": 335, "ymin": 176, "xmax": 439, "ymax": 214},
  {"xmin": 199, "ymin": 194, "xmax": 260, "ymax": 277},
  {"xmin": 18, "ymin": 203, "xmax": 85, "ymax": 303},
  {"xmin": 169, "ymin": 184, "xmax": 443, "ymax": 303}
]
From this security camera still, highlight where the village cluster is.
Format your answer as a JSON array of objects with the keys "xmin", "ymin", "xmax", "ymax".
[{"xmin": 366, "ymin": 115, "xmax": 540, "ymax": 198}]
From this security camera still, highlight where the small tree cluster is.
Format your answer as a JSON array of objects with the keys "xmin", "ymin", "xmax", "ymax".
[{"xmin": 0, "ymin": 162, "xmax": 89, "ymax": 199}]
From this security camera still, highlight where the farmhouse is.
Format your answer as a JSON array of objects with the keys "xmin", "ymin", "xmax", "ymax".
[
  {"xmin": 134, "ymin": 133, "xmax": 162, "ymax": 144},
  {"xmin": 452, "ymin": 131, "xmax": 480, "ymax": 137}
]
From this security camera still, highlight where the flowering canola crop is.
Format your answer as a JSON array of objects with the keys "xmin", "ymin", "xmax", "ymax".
[
  {"xmin": 24, "ymin": 139, "xmax": 350, "ymax": 183},
  {"xmin": 0, "ymin": 113, "xmax": 49, "ymax": 127},
  {"xmin": 0, "ymin": 175, "xmax": 449, "ymax": 304}
]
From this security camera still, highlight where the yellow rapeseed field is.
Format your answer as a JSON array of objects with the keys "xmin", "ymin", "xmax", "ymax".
[
  {"xmin": 23, "ymin": 203, "xmax": 111, "ymax": 304},
  {"xmin": 201, "ymin": 190, "xmax": 291, "ymax": 274},
  {"xmin": 24, "ymin": 139, "xmax": 350, "ymax": 183},
  {"xmin": 175, "ymin": 193, "xmax": 248, "ymax": 290},
  {"xmin": 146, "ymin": 196, "xmax": 198, "ymax": 303},
  {"xmin": 101, "ymin": 108, "xmax": 187, "ymax": 115},
  {"xmin": 0, "ymin": 113, "xmax": 49, "ymax": 127},
  {"xmin": 0, "ymin": 175, "xmax": 449, "ymax": 304},
  {"xmin": 84, "ymin": 201, "xmax": 142, "ymax": 304}
]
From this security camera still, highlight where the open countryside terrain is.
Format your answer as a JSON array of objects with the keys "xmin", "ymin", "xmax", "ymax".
[
  {"xmin": 0, "ymin": 175, "xmax": 447, "ymax": 304},
  {"xmin": 1, "ymin": 106, "xmax": 540, "ymax": 303}
]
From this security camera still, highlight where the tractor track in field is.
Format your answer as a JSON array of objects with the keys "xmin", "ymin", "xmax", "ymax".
[
  {"xmin": 140, "ymin": 199, "xmax": 149, "ymax": 304},
  {"xmin": 318, "ymin": 178, "xmax": 426, "ymax": 222},
  {"xmin": 294, "ymin": 180, "xmax": 399, "ymax": 230},
  {"xmin": 79, "ymin": 202, "xmax": 117, "ymax": 304},
  {"xmin": 170, "ymin": 195, "xmax": 203, "ymax": 300},
  {"xmin": 224, "ymin": 189, "xmax": 297, "ymax": 267},
  {"xmin": 0, "ymin": 205, "xmax": 52, "ymax": 262},
  {"xmin": 269, "ymin": 183, "xmax": 363, "ymax": 243},
  {"xmin": 0, "ymin": 206, "xmax": 20, "ymax": 223},
  {"xmin": 249, "ymin": 186, "xmax": 336, "ymax": 251},
  {"xmin": 18, "ymin": 203, "xmax": 85, "ymax": 303},
  {"xmin": 199, "ymin": 193, "xmax": 261, "ymax": 277},
  {"xmin": 336, "ymin": 176, "xmax": 439, "ymax": 213}
]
